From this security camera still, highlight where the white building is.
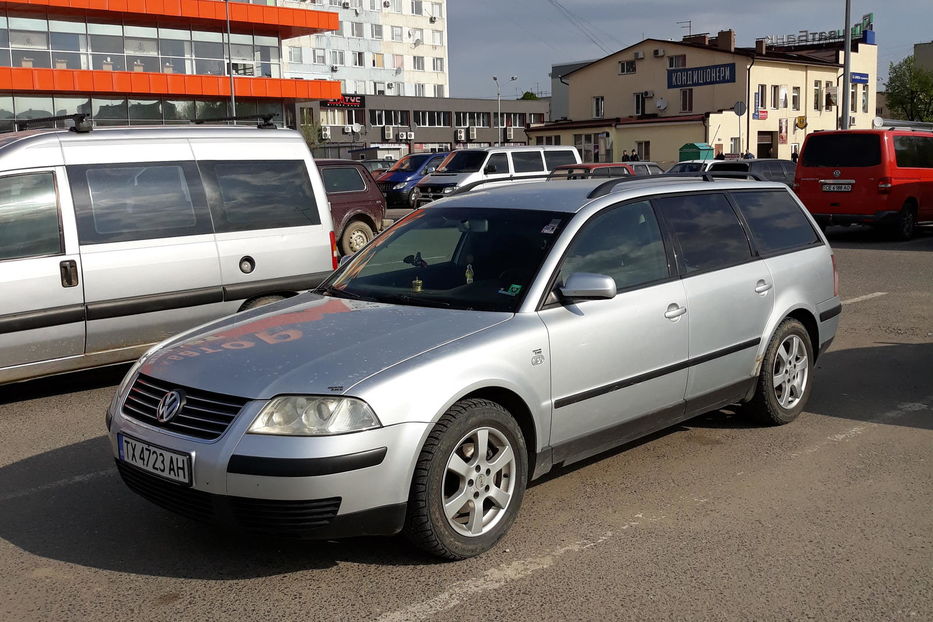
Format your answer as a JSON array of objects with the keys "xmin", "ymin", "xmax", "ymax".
[{"xmin": 282, "ymin": 0, "xmax": 448, "ymax": 98}]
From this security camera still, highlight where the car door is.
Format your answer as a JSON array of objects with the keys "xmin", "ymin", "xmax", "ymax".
[
  {"xmin": 0, "ymin": 168, "xmax": 85, "ymax": 372},
  {"xmin": 320, "ymin": 164, "xmax": 372, "ymax": 237},
  {"xmin": 653, "ymin": 191, "xmax": 773, "ymax": 410},
  {"xmin": 539, "ymin": 199, "xmax": 688, "ymax": 455}
]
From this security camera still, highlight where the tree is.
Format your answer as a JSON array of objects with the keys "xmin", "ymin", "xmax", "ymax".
[
  {"xmin": 884, "ymin": 56, "xmax": 933, "ymax": 122},
  {"xmin": 519, "ymin": 91, "xmax": 539, "ymax": 100},
  {"xmin": 298, "ymin": 119, "xmax": 324, "ymax": 149}
]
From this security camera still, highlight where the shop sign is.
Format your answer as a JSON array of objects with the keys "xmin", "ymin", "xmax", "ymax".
[
  {"xmin": 322, "ymin": 95, "xmax": 366, "ymax": 109},
  {"xmin": 766, "ymin": 13, "xmax": 874, "ymax": 47},
  {"xmin": 667, "ymin": 63, "xmax": 736, "ymax": 89}
]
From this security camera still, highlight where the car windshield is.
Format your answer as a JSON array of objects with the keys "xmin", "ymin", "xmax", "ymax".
[
  {"xmin": 322, "ymin": 207, "xmax": 571, "ymax": 312},
  {"xmin": 438, "ymin": 151, "xmax": 488, "ymax": 173},
  {"xmin": 801, "ymin": 134, "xmax": 882, "ymax": 167},
  {"xmin": 362, "ymin": 161, "xmax": 391, "ymax": 171},
  {"xmin": 387, "ymin": 154, "xmax": 431, "ymax": 173}
]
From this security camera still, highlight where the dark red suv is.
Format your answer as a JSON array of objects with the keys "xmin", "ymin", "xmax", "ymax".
[{"xmin": 317, "ymin": 159, "xmax": 387, "ymax": 254}]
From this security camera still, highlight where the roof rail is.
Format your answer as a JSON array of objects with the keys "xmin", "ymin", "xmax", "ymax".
[
  {"xmin": 191, "ymin": 113, "xmax": 278, "ymax": 129},
  {"xmin": 586, "ymin": 171, "xmax": 764, "ymax": 198},
  {"xmin": 13, "ymin": 113, "xmax": 92, "ymax": 133}
]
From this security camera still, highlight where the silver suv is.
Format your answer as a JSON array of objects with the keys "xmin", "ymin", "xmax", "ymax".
[{"xmin": 107, "ymin": 176, "xmax": 841, "ymax": 559}]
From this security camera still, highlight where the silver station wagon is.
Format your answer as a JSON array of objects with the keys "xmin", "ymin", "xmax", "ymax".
[{"xmin": 107, "ymin": 176, "xmax": 842, "ymax": 559}]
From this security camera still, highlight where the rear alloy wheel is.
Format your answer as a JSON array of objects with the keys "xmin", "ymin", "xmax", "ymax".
[
  {"xmin": 891, "ymin": 205, "xmax": 916, "ymax": 241},
  {"xmin": 341, "ymin": 220, "xmax": 374, "ymax": 255},
  {"xmin": 404, "ymin": 399, "xmax": 527, "ymax": 559},
  {"xmin": 744, "ymin": 319, "xmax": 814, "ymax": 425}
]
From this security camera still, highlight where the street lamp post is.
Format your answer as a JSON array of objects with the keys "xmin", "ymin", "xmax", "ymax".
[
  {"xmin": 225, "ymin": 0, "xmax": 236, "ymax": 119},
  {"xmin": 492, "ymin": 75, "xmax": 517, "ymax": 146}
]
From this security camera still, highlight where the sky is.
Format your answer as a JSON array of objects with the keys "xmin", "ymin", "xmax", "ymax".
[{"xmin": 446, "ymin": 0, "xmax": 930, "ymax": 99}]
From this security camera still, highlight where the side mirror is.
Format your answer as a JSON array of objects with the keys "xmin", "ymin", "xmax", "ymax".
[
  {"xmin": 425, "ymin": 166, "xmax": 436, "ymax": 174},
  {"xmin": 484, "ymin": 164, "xmax": 497, "ymax": 174},
  {"xmin": 559, "ymin": 273, "xmax": 617, "ymax": 301}
]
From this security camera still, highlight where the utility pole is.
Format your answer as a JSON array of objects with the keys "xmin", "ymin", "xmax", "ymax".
[
  {"xmin": 841, "ymin": 0, "xmax": 852, "ymax": 129},
  {"xmin": 225, "ymin": 0, "xmax": 236, "ymax": 119}
]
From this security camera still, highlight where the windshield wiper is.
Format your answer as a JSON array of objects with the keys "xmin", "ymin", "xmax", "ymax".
[
  {"xmin": 320, "ymin": 284, "xmax": 367, "ymax": 301},
  {"xmin": 391, "ymin": 294, "xmax": 452, "ymax": 309}
]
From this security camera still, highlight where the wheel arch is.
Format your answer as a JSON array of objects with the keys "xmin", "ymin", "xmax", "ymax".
[
  {"xmin": 340, "ymin": 211, "xmax": 379, "ymax": 237},
  {"xmin": 235, "ymin": 291, "xmax": 299, "ymax": 313}
]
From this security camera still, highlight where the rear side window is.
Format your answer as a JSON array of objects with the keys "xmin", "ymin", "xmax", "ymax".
[
  {"xmin": 633, "ymin": 164, "xmax": 648, "ymax": 175},
  {"xmin": 201, "ymin": 160, "xmax": 321, "ymax": 232},
  {"xmin": 894, "ymin": 135, "xmax": 933, "ymax": 168},
  {"xmin": 655, "ymin": 192, "xmax": 752, "ymax": 274},
  {"xmin": 0, "ymin": 172, "xmax": 62, "ymax": 260},
  {"xmin": 607, "ymin": 167, "xmax": 632, "ymax": 176},
  {"xmin": 512, "ymin": 151, "xmax": 545, "ymax": 173},
  {"xmin": 801, "ymin": 134, "xmax": 881, "ymax": 167},
  {"xmin": 69, "ymin": 162, "xmax": 212, "ymax": 244},
  {"xmin": 648, "ymin": 164, "xmax": 664, "ymax": 175},
  {"xmin": 731, "ymin": 190, "xmax": 819, "ymax": 254},
  {"xmin": 321, "ymin": 166, "xmax": 367, "ymax": 193},
  {"xmin": 544, "ymin": 150, "xmax": 578, "ymax": 170},
  {"xmin": 709, "ymin": 162, "xmax": 749, "ymax": 172}
]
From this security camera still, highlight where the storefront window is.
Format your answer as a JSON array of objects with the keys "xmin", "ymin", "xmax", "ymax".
[{"xmin": 54, "ymin": 96, "xmax": 92, "ymax": 116}]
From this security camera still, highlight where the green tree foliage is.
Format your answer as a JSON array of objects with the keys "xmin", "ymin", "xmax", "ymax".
[
  {"xmin": 519, "ymin": 91, "xmax": 539, "ymax": 100},
  {"xmin": 884, "ymin": 56, "xmax": 933, "ymax": 122},
  {"xmin": 299, "ymin": 119, "xmax": 324, "ymax": 148}
]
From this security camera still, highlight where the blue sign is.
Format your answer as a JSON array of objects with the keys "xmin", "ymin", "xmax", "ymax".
[
  {"xmin": 667, "ymin": 63, "xmax": 737, "ymax": 89},
  {"xmin": 851, "ymin": 72, "xmax": 869, "ymax": 84}
]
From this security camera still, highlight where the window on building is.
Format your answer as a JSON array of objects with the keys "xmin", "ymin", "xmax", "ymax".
[
  {"xmin": 455, "ymin": 112, "xmax": 489, "ymax": 127},
  {"xmin": 414, "ymin": 83, "xmax": 425, "ymax": 96},
  {"xmin": 824, "ymin": 81, "xmax": 835, "ymax": 109},
  {"xmin": 757, "ymin": 84, "xmax": 767, "ymax": 110},
  {"xmin": 780, "ymin": 86, "xmax": 788, "ymax": 108},
  {"xmin": 413, "ymin": 55, "xmax": 424, "ymax": 71},
  {"xmin": 730, "ymin": 137, "xmax": 741, "ymax": 154},
  {"xmin": 414, "ymin": 110, "xmax": 450, "ymax": 126},
  {"xmin": 393, "ymin": 54, "xmax": 404, "ymax": 69},
  {"xmin": 391, "ymin": 26, "xmax": 403, "ymax": 42},
  {"xmin": 529, "ymin": 113, "xmax": 545, "ymax": 124},
  {"xmin": 434, "ymin": 84, "xmax": 445, "ymax": 97},
  {"xmin": 330, "ymin": 50, "xmax": 344, "ymax": 65},
  {"xmin": 668, "ymin": 54, "xmax": 686, "ymax": 68},
  {"xmin": 373, "ymin": 81, "xmax": 386, "ymax": 95},
  {"xmin": 431, "ymin": 2, "xmax": 443, "ymax": 18},
  {"xmin": 410, "ymin": 0, "xmax": 423, "ymax": 15},
  {"xmin": 371, "ymin": 52, "xmax": 384, "ymax": 68},
  {"xmin": 680, "ymin": 88, "xmax": 693, "ymax": 112},
  {"xmin": 770, "ymin": 85, "xmax": 779, "ymax": 110},
  {"xmin": 287, "ymin": 46, "xmax": 302, "ymax": 64},
  {"xmin": 350, "ymin": 22, "xmax": 364, "ymax": 38},
  {"xmin": 813, "ymin": 80, "xmax": 822, "ymax": 111},
  {"xmin": 619, "ymin": 60, "xmax": 636, "ymax": 74},
  {"xmin": 411, "ymin": 28, "xmax": 424, "ymax": 42},
  {"xmin": 861, "ymin": 84, "xmax": 869, "ymax": 113},
  {"xmin": 433, "ymin": 57, "xmax": 444, "ymax": 72},
  {"xmin": 634, "ymin": 92, "xmax": 645, "ymax": 115},
  {"xmin": 352, "ymin": 51, "xmax": 364, "ymax": 67},
  {"xmin": 432, "ymin": 30, "xmax": 444, "ymax": 46},
  {"xmin": 593, "ymin": 96, "xmax": 604, "ymax": 119},
  {"xmin": 313, "ymin": 48, "xmax": 326, "ymax": 64},
  {"xmin": 792, "ymin": 86, "xmax": 801, "ymax": 111},
  {"xmin": 387, "ymin": 0, "xmax": 401, "ymax": 11},
  {"xmin": 321, "ymin": 108, "xmax": 345, "ymax": 126},
  {"xmin": 371, "ymin": 24, "xmax": 383, "ymax": 39},
  {"xmin": 850, "ymin": 83, "xmax": 858, "ymax": 112}
]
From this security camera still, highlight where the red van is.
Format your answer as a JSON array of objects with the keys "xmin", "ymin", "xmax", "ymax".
[{"xmin": 794, "ymin": 129, "xmax": 933, "ymax": 240}]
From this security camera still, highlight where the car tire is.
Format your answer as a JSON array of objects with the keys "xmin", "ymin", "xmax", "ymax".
[
  {"xmin": 404, "ymin": 399, "xmax": 527, "ymax": 560},
  {"xmin": 238, "ymin": 295, "xmax": 285, "ymax": 311},
  {"xmin": 890, "ymin": 204, "xmax": 916, "ymax": 241},
  {"xmin": 744, "ymin": 318, "xmax": 814, "ymax": 426},
  {"xmin": 340, "ymin": 220, "xmax": 375, "ymax": 255}
]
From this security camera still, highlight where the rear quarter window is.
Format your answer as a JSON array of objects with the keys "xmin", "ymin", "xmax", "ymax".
[
  {"xmin": 801, "ymin": 134, "xmax": 881, "ymax": 167},
  {"xmin": 321, "ymin": 166, "xmax": 367, "ymax": 193},
  {"xmin": 544, "ymin": 150, "xmax": 578, "ymax": 170},
  {"xmin": 894, "ymin": 135, "xmax": 933, "ymax": 168},
  {"xmin": 731, "ymin": 190, "xmax": 819, "ymax": 254}
]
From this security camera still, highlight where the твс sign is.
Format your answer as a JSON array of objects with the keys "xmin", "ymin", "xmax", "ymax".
[{"xmin": 667, "ymin": 63, "xmax": 736, "ymax": 89}]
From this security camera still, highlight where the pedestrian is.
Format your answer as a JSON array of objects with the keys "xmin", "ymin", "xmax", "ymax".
[
  {"xmin": 791, "ymin": 147, "xmax": 799, "ymax": 163},
  {"xmin": 715, "ymin": 152, "xmax": 726, "ymax": 160},
  {"xmin": 621, "ymin": 150, "xmax": 630, "ymax": 161},
  {"xmin": 744, "ymin": 151, "xmax": 755, "ymax": 159}
]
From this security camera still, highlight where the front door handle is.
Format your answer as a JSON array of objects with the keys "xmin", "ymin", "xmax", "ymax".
[
  {"xmin": 755, "ymin": 280, "xmax": 773, "ymax": 294},
  {"xmin": 59, "ymin": 260, "xmax": 78, "ymax": 288},
  {"xmin": 664, "ymin": 303, "xmax": 687, "ymax": 320}
]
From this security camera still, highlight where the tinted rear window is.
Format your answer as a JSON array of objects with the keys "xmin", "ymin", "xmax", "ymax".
[
  {"xmin": 321, "ymin": 166, "xmax": 367, "ymax": 193},
  {"xmin": 709, "ymin": 162, "xmax": 749, "ymax": 172},
  {"xmin": 894, "ymin": 135, "xmax": 933, "ymax": 168},
  {"xmin": 801, "ymin": 134, "xmax": 881, "ymax": 167},
  {"xmin": 655, "ymin": 192, "xmax": 752, "ymax": 274},
  {"xmin": 731, "ymin": 190, "xmax": 819, "ymax": 254},
  {"xmin": 544, "ymin": 150, "xmax": 578, "ymax": 170},
  {"xmin": 512, "ymin": 151, "xmax": 545, "ymax": 173}
]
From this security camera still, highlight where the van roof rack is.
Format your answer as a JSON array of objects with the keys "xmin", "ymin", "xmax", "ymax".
[
  {"xmin": 587, "ymin": 171, "xmax": 764, "ymax": 198},
  {"xmin": 191, "ymin": 113, "xmax": 278, "ymax": 129},
  {"xmin": 14, "ymin": 113, "xmax": 93, "ymax": 133}
]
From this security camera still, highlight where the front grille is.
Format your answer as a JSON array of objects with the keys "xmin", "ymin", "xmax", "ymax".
[
  {"xmin": 376, "ymin": 181, "xmax": 393, "ymax": 194},
  {"xmin": 230, "ymin": 497, "xmax": 342, "ymax": 536},
  {"xmin": 116, "ymin": 461, "xmax": 215, "ymax": 522},
  {"xmin": 122, "ymin": 374, "xmax": 250, "ymax": 440}
]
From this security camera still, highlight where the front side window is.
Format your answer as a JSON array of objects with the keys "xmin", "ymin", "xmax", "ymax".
[
  {"xmin": 731, "ymin": 190, "xmax": 819, "ymax": 254},
  {"xmin": 0, "ymin": 172, "xmax": 61, "ymax": 261},
  {"xmin": 655, "ymin": 192, "xmax": 751, "ymax": 274},
  {"xmin": 325, "ymin": 208, "xmax": 570, "ymax": 312},
  {"xmin": 560, "ymin": 200, "xmax": 668, "ymax": 292},
  {"xmin": 321, "ymin": 166, "xmax": 367, "ymax": 193},
  {"xmin": 511, "ymin": 151, "xmax": 545, "ymax": 173},
  {"xmin": 486, "ymin": 153, "xmax": 509, "ymax": 173}
]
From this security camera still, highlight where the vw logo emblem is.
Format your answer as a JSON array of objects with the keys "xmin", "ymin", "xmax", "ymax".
[
  {"xmin": 156, "ymin": 389, "xmax": 186, "ymax": 423},
  {"xmin": 833, "ymin": 169, "xmax": 841, "ymax": 178}
]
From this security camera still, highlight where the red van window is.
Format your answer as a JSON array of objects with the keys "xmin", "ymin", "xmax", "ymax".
[
  {"xmin": 801, "ymin": 134, "xmax": 881, "ymax": 167},
  {"xmin": 894, "ymin": 135, "xmax": 933, "ymax": 168}
]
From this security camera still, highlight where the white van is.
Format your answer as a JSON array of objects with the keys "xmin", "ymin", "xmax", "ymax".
[
  {"xmin": 411, "ymin": 145, "xmax": 581, "ymax": 206},
  {"xmin": 0, "ymin": 125, "xmax": 337, "ymax": 384}
]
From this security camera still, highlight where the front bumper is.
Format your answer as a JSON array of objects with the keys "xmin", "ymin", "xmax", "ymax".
[{"xmin": 108, "ymin": 397, "xmax": 430, "ymax": 538}]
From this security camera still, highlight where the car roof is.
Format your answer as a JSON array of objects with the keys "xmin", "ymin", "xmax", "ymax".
[
  {"xmin": 553, "ymin": 162, "xmax": 630, "ymax": 170},
  {"xmin": 316, "ymin": 159, "xmax": 366, "ymax": 166},
  {"xmin": 433, "ymin": 177, "xmax": 788, "ymax": 214},
  {"xmin": 457, "ymin": 145, "xmax": 576, "ymax": 153}
]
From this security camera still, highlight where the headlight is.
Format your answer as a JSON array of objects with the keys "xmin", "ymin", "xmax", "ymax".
[
  {"xmin": 248, "ymin": 396, "xmax": 381, "ymax": 436},
  {"xmin": 392, "ymin": 182, "xmax": 407, "ymax": 190},
  {"xmin": 442, "ymin": 186, "xmax": 455, "ymax": 194}
]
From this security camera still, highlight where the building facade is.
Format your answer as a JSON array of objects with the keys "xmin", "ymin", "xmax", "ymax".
[
  {"xmin": 530, "ymin": 27, "xmax": 878, "ymax": 167},
  {"xmin": 283, "ymin": 0, "xmax": 448, "ymax": 98},
  {"xmin": 0, "ymin": 0, "xmax": 340, "ymax": 131},
  {"xmin": 301, "ymin": 94, "xmax": 549, "ymax": 159}
]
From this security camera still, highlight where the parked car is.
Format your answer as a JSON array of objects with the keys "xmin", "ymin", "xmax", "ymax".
[
  {"xmin": 0, "ymin": 125, "xmax": 338, "ymax": 385},
  {"xmin": 627, "ymin": 161, "xmax": 666, "ymax": 175},
  {"xmin": 708, "ymin": 158, "xmax": 796, "ymax": 186},
  {"xmin": 794, "ymin": 128, "xmax": 933, "ymax": 239},
  {"xmin": 547, "ymin": 162, "xmax": 635, "ymax": 180},
  {"xmin": 667, "ymin": 159, "xmax": 716, "ymax": 174},
  {"xmin": 317, "ymin": 159, "xmax": 387, "ymax": 255},
  {"xmin": 412, "ymin": 146, "xmax": 581, "ymax": 206},
  {"xmin": 376, "ymin": 151, "xmax": 449, "ymax": 209},
  {"xmin": 108, "ymin": 175, "xmax": 840, "ymax": 559}
]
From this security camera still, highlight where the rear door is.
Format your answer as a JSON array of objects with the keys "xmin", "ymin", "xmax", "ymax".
[
  {"xmin": 795, "ymin": 132, "xmax": 884, "ymax": 216},
  {"xmin": 0, "ymin": 168, "xmax": 85, "ymax": 372}
]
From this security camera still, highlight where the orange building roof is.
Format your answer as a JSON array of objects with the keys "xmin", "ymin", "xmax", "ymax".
[{"xmin": 0, "ymin": 0, "xmax": 338, "ymax": 39}]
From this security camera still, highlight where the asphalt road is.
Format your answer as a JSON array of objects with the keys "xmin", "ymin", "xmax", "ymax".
[{"xmin": 1, "ymin": 225, "xmax": 931, "ymax": 621}]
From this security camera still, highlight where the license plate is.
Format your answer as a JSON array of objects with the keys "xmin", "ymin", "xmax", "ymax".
[
  {"xmin": 119, "ymin": 433, "xmax": 192, "ymax": 485},
  {"xmin": 822, "ymin": 184, "xmax": 852, "ymax": 192}
]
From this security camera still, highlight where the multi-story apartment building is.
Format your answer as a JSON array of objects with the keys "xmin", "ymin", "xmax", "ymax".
[
  {"xmin": 283, "ymin": 0, "xmax": 448, "ymax": 98},
  {"xmin": 0, "ymin": 0, "xmax": 340, "ymax": 131}
]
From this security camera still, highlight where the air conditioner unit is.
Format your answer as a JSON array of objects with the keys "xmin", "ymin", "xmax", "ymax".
[
  {"xmin": 642, "ymin": 90, "xmax": 654, "ymax": 98},
  {"xmin": 468, "ymin": 126, "xmax": 477, "ymax": 140},
  {"xmin": 343, "ymin": 125, "xmax": 353, "ymax": 134},
  {"xmin": 320, "ymin": 126, "xmax": 331, "ymax": 140},
  {"xmin": 386, "ymin": 82, "xmax": 394, "ymax": 89},
  {"xmin": 330, "ymin": 65, "xmax": 339, "ymax": 72},
  {"xmin": 653, "ymin": 48, "xmax": 665, "ymax": 57},
  {"xmin": 633, "ymin": 51, "xmax": 645, "ymax": 60},
  {"xmin": 383, "ymin": 125, "xmax": 394, "ymax": 140},
  {"xmin": 429, "ymin": 16, "xmax": 437, "ymax": 23},
  {"xmin": 455, "ymin": 128, "xmax": 466, "ymax": 141},
  {"xmin": 505, "ymin": 127, "xmax": 514, "ymax": 140},
  {"xmin": 405, "ymin": 131, "xmax": 415, "ymax": 140}
]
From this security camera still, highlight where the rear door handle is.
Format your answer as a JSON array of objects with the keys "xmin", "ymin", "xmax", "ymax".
[
  {"xmin": 60, "ymin": 260, "xmax": 79, "ymax": 288},
  {"xmin": 755, "ymin": 280, "xmax": 773, "ymax": 294},
  {"xmin": 664, "ymin": 303, "xmax": 687, "ymax": 320}
]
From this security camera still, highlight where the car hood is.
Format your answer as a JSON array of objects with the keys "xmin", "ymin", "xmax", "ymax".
[
  {"xmin": 378, "ymin": 171, "xmax": 419, "ymax": 183},
  {"xmin": 417, "ymin": 172, "xmax": 471, "ymax": 186},
  {"xmin": 141, "ymin": 294, "xmax": 511, "ymax": 399}
]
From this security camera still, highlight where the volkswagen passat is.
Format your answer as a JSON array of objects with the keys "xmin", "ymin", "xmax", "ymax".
[{"xmin": 108, "ymin": 177, "xmax": 841, "ymax": 559}]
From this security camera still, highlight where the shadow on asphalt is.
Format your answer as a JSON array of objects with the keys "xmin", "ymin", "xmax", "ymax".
[
  {"xmin": 0, "ymin": 364, "xmax": 131, "ymax": 406},
  {"xmin": 825, "ymin": 223, "xmax": 933, "ymax": 252}
]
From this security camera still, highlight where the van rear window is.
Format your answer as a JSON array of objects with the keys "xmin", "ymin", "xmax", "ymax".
[
  {"xmin": 894, "ymin": 135, "xmax": 933, "ymax": 168},
  {"xmin": 801, "ymin": 134, "xmax": 881, "ymax": 167}
]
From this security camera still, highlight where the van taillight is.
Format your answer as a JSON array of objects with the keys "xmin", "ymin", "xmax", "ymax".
[
  {"xmin": 329, "ymin": 231, "xmax": 339, "ymax": 270},
  {"xmin": 878, "ymin": 177, "xmax": 893, "ymax": 194},
  {"xmin": 831, "ymin": 254, "xmax": 839, "ymax": 297}
]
